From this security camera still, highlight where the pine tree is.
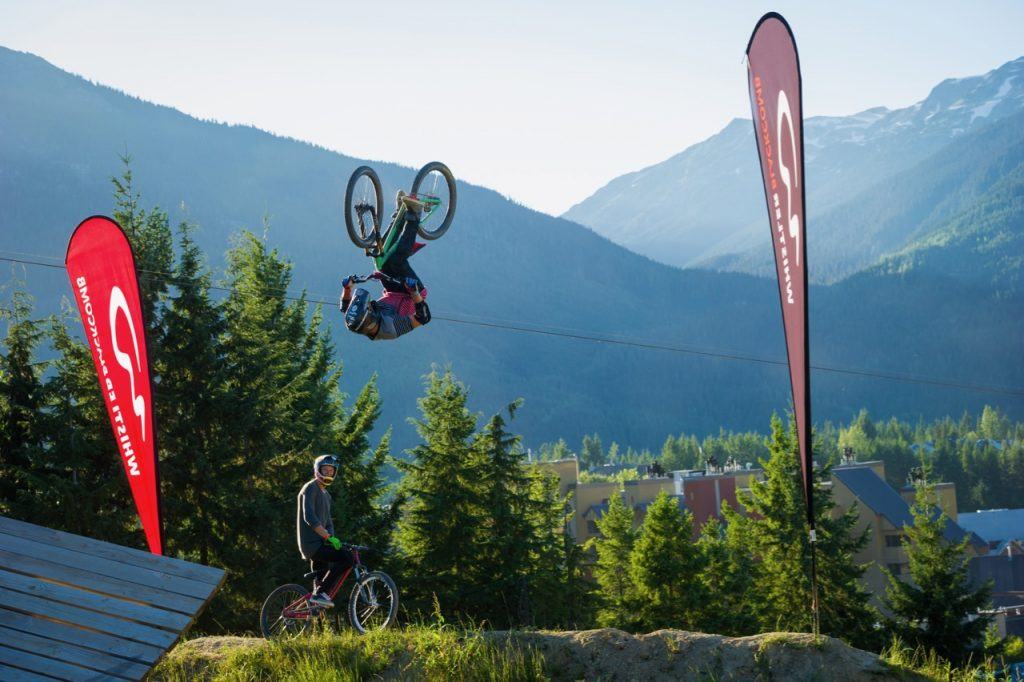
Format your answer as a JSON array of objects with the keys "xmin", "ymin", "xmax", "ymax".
[
  {"xmin": 884, "ymin": 481, "xmax": 992, "ymax": 665},
  {"xmin": 0, "ymin": 287, "xmax": 49, "ymax": 517},
  {"xmin": 471, "ymin": 401, "xmax": 537, "ymax": 626},
  {"xmin": 695, "ymin": 515, "xmax": 759, "ymax": 636},
  {"xmin": 590, "ymin": 491, "xmax": 639, "ymax": 628},
  {"xmin": 630, "ymin": 490, "xmax": 703, "ymax": 630},
  {"xmin": 330, "ymin": 377, "xmax": 395, "ymax": 550},
  {"xmin": 521, "ymin": 465, "xmax": 577, "ymax": 629},
  {"xmin": 734, "ymin": 414, "xmax": 878, "ymax": 647},
  {"xmin": 395, "ymin": 368, "xmax": 483, "ymax": 618},
  {"xmin": 156, "ymin": 222, "xmax": 231, "ymax": 567},
  {"xmin": 581, "ymin": 433, "xmax": 603, "ymax": 470},
  {"xmin": 36, "ymin": 313, "xmax": 134, "ymax": 544}
]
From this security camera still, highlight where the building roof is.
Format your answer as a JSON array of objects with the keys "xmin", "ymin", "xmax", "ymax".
[
  {"xmin": 958, "ymin": 508, "xmax": 1024, "ymax": 543},
  {"xmin": 634, "ymin": 494, "xmax": 687, "ymax": 512},
  {"xmin": 833, "ymin": 466, "xmax": 985, "ymax": 548}
]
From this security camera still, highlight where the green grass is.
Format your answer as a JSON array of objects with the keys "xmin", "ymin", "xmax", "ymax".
[
  {"xmin": 879, "ymin": 636, "xmax": 998, "ymax": 681},
  {"xmin": 152, "ymin": 624, "xmax": 546, "ymax": 681}
]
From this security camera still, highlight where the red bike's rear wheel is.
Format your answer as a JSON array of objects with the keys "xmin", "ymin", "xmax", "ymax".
[{"xmin": 260, "ymin": 583, "xmax": 315, "ymax": 639}]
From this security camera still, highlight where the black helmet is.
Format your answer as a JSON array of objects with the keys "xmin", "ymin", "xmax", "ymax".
[
  {"xmin": 344, "ymin": 288, "xmax": 378, "ymax": 335},
  {"xmin": 314, "ymin": 454, "xmax": 339, "ymax": 485}
]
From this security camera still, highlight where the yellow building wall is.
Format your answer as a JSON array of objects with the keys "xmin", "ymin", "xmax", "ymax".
[{"xmin": 574, "ymin": 482, "xmax": 620, "ymax": 543}]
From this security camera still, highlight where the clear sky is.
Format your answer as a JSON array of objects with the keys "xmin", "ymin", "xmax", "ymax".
[{"xmin": 1, "ymin": 1, "xmax": 1022, "ymax": 215}]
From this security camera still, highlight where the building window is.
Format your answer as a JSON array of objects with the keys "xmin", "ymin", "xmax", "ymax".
[{"xmin": 885, "ymin": 535, "xmax": 903, "ymax": 548}]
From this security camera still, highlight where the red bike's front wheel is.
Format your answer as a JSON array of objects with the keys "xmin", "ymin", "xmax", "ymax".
[
  {"xmin": 348, "ymin": 571, "xmax": 399, "ymax": 634},
  {"xmin": 345, "ymin": 166, "xmax": 384, "ymax": 249}
]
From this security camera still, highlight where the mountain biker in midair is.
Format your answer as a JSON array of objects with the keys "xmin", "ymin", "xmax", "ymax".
[
  {"xmin": 297, "ymin": 454, "xmax": 353, "ymax": 608},
  {"xmin": 340, "ymin": 193, "xmax": 432, "ymax": 340}
]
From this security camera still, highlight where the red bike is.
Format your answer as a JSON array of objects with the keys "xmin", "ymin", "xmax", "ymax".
[{"xmin": 260, "ymin": 544, "xmax": 399, "ymax": 637}]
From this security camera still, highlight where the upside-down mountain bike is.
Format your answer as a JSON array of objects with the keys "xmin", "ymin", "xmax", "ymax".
[
  {"xmin": 259, "ymin": 544, "xmax": 399, "ymax": 638},
  {"xmin": 343, "ymin": 161, "xmax": 457, "ymax": 269}
]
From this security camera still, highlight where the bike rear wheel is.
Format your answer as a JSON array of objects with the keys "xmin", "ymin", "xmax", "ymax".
[
  {"xmin": 347, "ymin": 570, "xmax": 399, "ymax": 634},
  {"xmin": 260, "ymin": 583, "xmax": 315, "ymax": 639},
  {"xmin": 411, "ymin": 162, "xmax": 457, "ymax": 240},
  {"xmin": 345, "ymin": 166, "xmax": 384, "ymax": 249}
]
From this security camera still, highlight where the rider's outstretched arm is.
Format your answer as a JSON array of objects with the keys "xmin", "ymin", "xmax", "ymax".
[{"xmin": 339, "ymin": 277, "xmax": 354, "ymax": 313}]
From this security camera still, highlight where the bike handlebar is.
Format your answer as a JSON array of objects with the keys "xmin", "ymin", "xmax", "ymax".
[{"xmin": 348, "ymin": 271, "xmax": 400, "ymax": 286}]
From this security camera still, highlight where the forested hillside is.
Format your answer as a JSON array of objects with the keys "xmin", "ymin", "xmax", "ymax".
[{"xmin": 1, "ymin": 45, "xmax": 1021, "ymax": 456}]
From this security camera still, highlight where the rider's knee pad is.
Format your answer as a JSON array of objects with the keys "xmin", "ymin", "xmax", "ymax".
[{"xmin": 414, "ymin": 300, "xmax": 431, "ymax": 326}]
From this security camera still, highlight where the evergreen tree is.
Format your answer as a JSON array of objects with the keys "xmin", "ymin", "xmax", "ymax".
[
  {"xmin": 521, "ymin": 465, "xmax": 577, "ymax": 629},
  {"xmin": 111, "ymin": 158, "xmax": 173, "ymax": 325},
  {"xmin": 156, "ymin": 223, "xmax": 231, "ymax": 567},
  {"xmin": 35, "ymin": 313, "xmax": 134, "ymax": 544},
  {"xmin": 733, "ymin": 414, "xmax": 878, "ymax": 648},
  {"xmin": 630, "ymin": 490, "xmax": 703, "ymax": 630},
  {"xmin": 0, "ymin": 287, "xmax": 49, "ymax": 518},
  {"xmin": 395, "ymin": 368, "xmax": 483, "ymax": 618},
  {"xmin": 469, "ymin": 401, "xmax": 535, "ymax": 625},
  {"xmin": 884, "ymin": 481, "xmax": 993, "ymax": 665},
  {"xmin": 330, "ymin": 377, "xmax": 395, "ymax": 550},
  {"xmin": 581, "ymin": 433, "xmax": 603, "ymax": 470},
  {"xmin": 695, "ymin": 514, "xmax": 759, "ymax": 636},
  {"xmin": 589, "ymin": 491, "xmax": 639, "ymax": 628}
]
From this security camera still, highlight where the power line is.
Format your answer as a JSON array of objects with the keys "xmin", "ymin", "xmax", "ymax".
[{"xmin": 3, "ymin": 252, "xmax": 1023, "ymax": 399}]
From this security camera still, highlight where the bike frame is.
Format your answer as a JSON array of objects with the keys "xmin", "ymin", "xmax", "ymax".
[
  {"xmin": 282, "ymin": 547, "xmax": 365, "ymax": 619},
  {"xmin": 359, "ymin": 194, "xmax": 444, "ymax": 270}
]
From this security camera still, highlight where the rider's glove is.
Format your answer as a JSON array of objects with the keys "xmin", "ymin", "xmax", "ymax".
[
  {"xmin": 325, "ymin": 536, "xmax": 342, "ymax": 550},
  {"xmin": 404, "ymin": 277, "xmax": 419, "ymax": 291},
  {"xmin": 342, "ymin": 275, "xmax": 356, "ymax": 290}
]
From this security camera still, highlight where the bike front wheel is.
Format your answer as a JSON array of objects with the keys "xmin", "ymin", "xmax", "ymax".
[
  {"xmin": 260, "ymin": 583, "xmax": 315, "ymax": 639},
  {"xmin": 345, "ymin": 166, "xmax": 384, "ymax": 249},
  {"xmin": 347, "ymin": 570, "xmax": 399, "ymax": 634},
  {"xmin": 411, "ymin": 162, "xmax": 457, "ymax": 241}
]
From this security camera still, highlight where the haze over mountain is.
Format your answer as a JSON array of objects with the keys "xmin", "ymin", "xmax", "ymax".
[
  {"xmin": 563, "ymin": 57, "xmax": 1024, "ymax": 283},
  {"xmin": 1, "ymin": 46, "xmax": 1021, "ymax": 455}
]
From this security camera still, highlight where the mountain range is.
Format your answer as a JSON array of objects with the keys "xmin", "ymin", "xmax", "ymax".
[
  {"xmin": 563, "ymin": 57, "xmax": 1024, "ymax": 286},
  {"xmin": 1, "ymin": 46, "xmax": 1021, "ymax": 455}
]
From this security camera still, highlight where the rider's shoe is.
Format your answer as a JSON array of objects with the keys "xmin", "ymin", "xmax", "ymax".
[
  {"xmin": 308, "ymin": 591, "xmax": 334, "ymax": 608},
  {"xmin": 395, "ymin": 189, "xmax": 407, "ymax": 210},
  {"xmin": 401, "ymin": 194, "xmax": 425, "ymax": 215}
]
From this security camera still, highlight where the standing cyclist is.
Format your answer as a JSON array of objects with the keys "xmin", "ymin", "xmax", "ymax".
[{"xmin": 296, "ymin": 454, "xmax": 353, "ymax": 608}]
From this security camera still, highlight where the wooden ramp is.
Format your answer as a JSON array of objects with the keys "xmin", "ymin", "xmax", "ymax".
[{"xmin": 0, "ymin": 515, "xmax": 225, "ymax": 681}]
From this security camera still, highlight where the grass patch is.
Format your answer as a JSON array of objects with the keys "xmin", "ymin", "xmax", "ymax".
[
  {"xmin": 757, "ymin": 632, "xmax": 826, "ymax": 652},
  {"xmin": 879, "ymin": 636, "xmax": 998, "ymax": 682},
  {"xmin": 153, "ymin": 624, "xmax": 546, "ymax": 681}
]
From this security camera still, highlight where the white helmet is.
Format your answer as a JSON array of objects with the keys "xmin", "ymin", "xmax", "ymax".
[{"xmin": 314, "ymin": 454, "xmax": 339, "ymax": 485}]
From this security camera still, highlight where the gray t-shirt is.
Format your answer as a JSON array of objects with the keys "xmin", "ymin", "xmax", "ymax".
[
  {"xmin": 370, "ymin": 301, "xmax": 414, "ymax": 341},
  {"xmin": 296, "ymin": 479, "xmax": 334, "ymax": 560}
]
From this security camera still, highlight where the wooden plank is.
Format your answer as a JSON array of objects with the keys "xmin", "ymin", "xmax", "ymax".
[
  {"xmin": 0, "ymin": 609, "xmax": 162, "ymax": 664},
  {"xmin": 0, "ymin": 644, "xmax": 107, "ymax": 682},
  {"xmin": 0, "ymin": 533, "xmax": 212, "ymax": 600},
  {"xmin": 0, "ymin": 568, "xmax": 190, "ymax": 631},
  {"xmin": 0, "ymin": 588, "xmax": 177, "ymax": 648},
  {"xmin": 0, "ymin": 516, "xmax": 223, "ymax": 586},
  {"xmin": 0, "ymin": 626, "xmax": 148, "ymax": 680},
  {"xmin": 0, "ymin": 662, "xmax": 58, "ymax": 682},
  {"xmin": 0, "ymin": 549, "xmax": 202, "ymax": 615}
]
